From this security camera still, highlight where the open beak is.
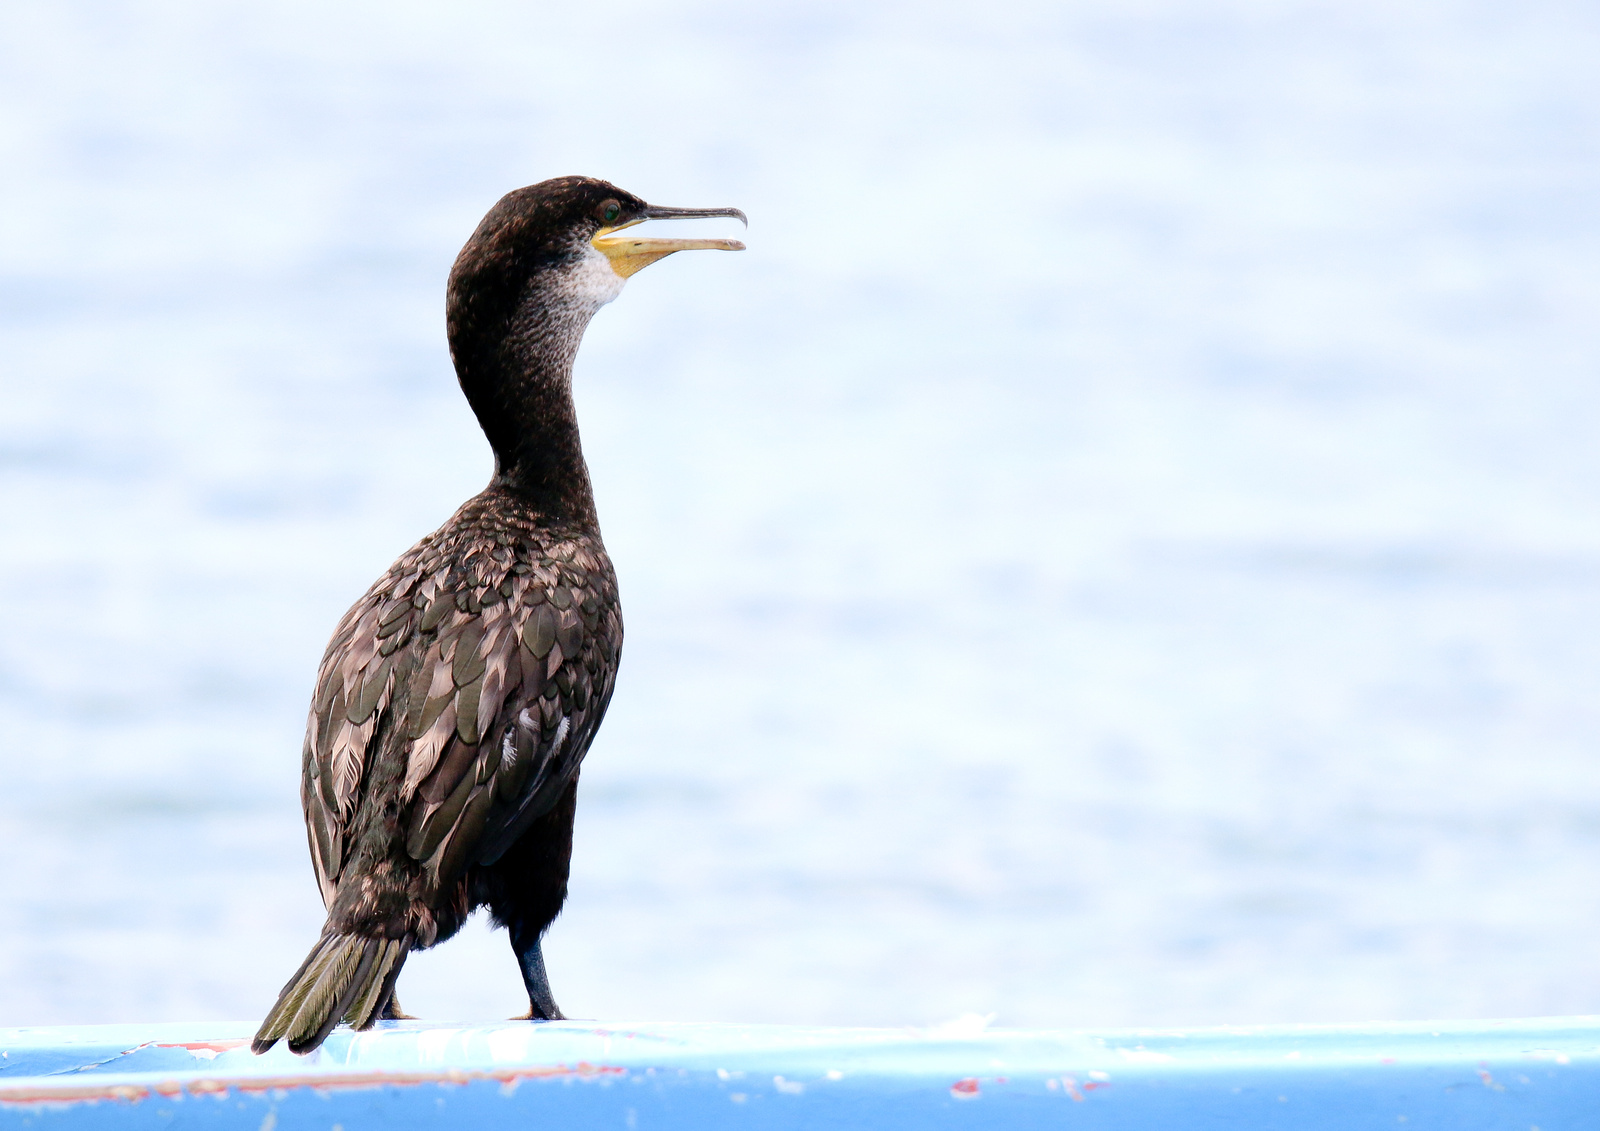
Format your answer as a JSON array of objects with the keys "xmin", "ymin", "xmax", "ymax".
[{"xmin": 592, "ymin": 204, "xmax": 747, "ymax": 278}]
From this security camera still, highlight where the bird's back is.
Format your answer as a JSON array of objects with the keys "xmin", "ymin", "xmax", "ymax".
[{"xmin": 302, "ymin": 487, "xmax": 622, "ymax": 943}]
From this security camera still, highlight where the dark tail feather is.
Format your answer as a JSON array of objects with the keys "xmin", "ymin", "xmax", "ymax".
[{"xmin": 252, "ymin": 932, "xmax": 414, "ymax": 1055}]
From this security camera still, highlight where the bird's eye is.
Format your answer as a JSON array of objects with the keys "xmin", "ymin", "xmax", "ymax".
[{"xmin": 597, "ymin": 200, "xmax": 621, "ymax": 225}]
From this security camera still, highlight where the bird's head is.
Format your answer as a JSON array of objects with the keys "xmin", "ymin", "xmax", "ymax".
[{"xmin": 447, "ymin": 176, "xmax": 746, "ymax": 333}]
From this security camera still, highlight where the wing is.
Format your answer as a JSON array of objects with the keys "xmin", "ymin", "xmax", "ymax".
[{"xmin": 300, "ymin": 527, "xmax": 622, "ymax": 906}]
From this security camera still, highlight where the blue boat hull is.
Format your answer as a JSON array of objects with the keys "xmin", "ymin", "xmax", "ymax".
[{"xmin": 3, "ymin": 1016, "xmax": 1596, "ymax": 1128}]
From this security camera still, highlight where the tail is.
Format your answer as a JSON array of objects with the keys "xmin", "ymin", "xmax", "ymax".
[{"xmin": 252, "ymin": 932, "xmax": 414, "ymax": 1055}]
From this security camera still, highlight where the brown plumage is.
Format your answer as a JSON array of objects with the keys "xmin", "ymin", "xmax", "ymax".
[{"xmin": 253, "ymin": 176, "xmax": 744, "ymax": 1055}]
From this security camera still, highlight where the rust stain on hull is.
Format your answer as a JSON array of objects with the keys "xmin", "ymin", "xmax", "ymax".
[
  {"xmin": 0, "ymin": 1060, "xmax": 625, "ymax": 1107},
  {"xmin": 155, "ymin": 1040, "xmax": 249, "ymax": 1054}
]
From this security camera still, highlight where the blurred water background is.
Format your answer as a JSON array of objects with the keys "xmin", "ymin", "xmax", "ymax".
[{"xmin": 4, "ymin": 0, "xmax": 1600, "ymax": 1030}]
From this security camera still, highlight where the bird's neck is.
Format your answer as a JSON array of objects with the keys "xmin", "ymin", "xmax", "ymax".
[{"xmin": 451, "ymin": 298, "xmax": 602, "ymax": 527}]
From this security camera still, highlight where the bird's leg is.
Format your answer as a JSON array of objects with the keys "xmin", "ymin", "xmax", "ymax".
[
  {"xmin": 509, "ymin": 920, "xmax": 564, "ymax": 1021},
  {"xmin": 379, "ymin": 995, "xmax": 416, "ymax": 1021},
  {"xmin": 489, "ymin": 778, "xmax": 580, "ymax": 1021}
]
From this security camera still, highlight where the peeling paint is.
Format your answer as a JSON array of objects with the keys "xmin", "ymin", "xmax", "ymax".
[
  {"xmin": 156, "ymin": 1040, "xmax": 249, "ymax": 1060},
  {"xmin": 41, "ymin": 1037, "xmax": 254, "ymax": 1078},
  {"xmin": 0, "ymin": 1061, "xmax": 626, "ymax": 1107},
  {"xmin": 949, "ymin": 1078, "xmax": 979, "ymax": 1099}
]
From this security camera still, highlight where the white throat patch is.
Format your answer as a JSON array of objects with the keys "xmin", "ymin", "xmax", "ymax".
[{"xmin": 558, "ymin": 242, "xmax": 628, "ymax": 310}]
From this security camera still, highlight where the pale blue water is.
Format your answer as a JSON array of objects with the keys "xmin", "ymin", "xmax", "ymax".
[{"xmin": 4, "ymin": 0, "xmax": 1600, "ymax": 1030}]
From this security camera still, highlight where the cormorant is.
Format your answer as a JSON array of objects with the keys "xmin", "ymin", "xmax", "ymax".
[{"xmin": 252, "ymin": 177, "xmax": 745, "ymax": 1055}]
